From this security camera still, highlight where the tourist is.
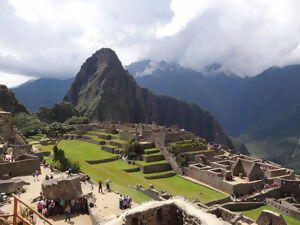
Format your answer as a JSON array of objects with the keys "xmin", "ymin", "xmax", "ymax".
[
  {"xmin": 71, "ymin": 199, "xmax": 75, "ymax": 212},
  {"xmin": 119, "ymin": 195, "xmax": 123, "ymax": 209},
  {"xmin": 50, "ymin": 174, "xmax": 53, "ymax": 179},
  {"xmin": 60, "ymin": 199, "xmax": 65, "ymax": 214},
  {"xmin": 64, "ymin": 204, "xmax": 71, "ymax": 222},
  {"xmin": 68, "ymin": 168, "xmax": 72, "ymax": 177},
  {"xmin": 37, "ymin": 200, "xmax": 43, "ymax": 214},
  {"xmin": 75, "ymin": 197, "xmax": 82, "ymax": 212},
  {"xmin": 123, "ymin": 195, "xmax": 128, "ymax": 209},
  {"xmin": 98, "ymin": 180, "xmax": 103, "ymax": 193},
  {"xmin": 45, "ymin": 174, "xmax": 49, "ymax": 180},
  {"xmin": 49, "ymin": 200, "xmax": 55, "ymax": 216},
  {"xmin": 35, "ymin": 170, "xmax": 39, "ymax": 181},
  {"xmin": 105, "ymin": 182, "xmax": 111, "ymax": 192}
]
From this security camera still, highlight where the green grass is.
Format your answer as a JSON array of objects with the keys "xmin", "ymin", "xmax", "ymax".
[
  {"xmin": 144, "ymin": 148, "xmax": 158, "ymax": 152},
  {"xmin": 40, "ymin": 140, "xmax": 227, "ymax": 203},
  {"xmin": 236, "ymin": 205, "xmax": 299, "ymax": 225},
  {"xmin": 135, "ymin": 160, "xmax": 168, "ymax": 166},
  {"xmin": 27, "ymin": 134, "xmax": 43, "ymax": 142},
  {"xmin": 142, "ymin": 152, "xmax": 163, "ymax": 157}
]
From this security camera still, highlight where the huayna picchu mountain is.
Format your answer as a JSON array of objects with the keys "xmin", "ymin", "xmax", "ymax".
[{"xmin": 64, "ymin": 48, "xmax": 234, "ymax": 148}]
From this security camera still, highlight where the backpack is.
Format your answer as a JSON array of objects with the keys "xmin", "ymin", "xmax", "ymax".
[{"xmin": 38, "ymin": 203, "xmax": 43, "ymax": 210}]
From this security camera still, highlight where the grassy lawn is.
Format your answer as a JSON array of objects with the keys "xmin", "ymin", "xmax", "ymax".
[
  {"xmin": 236, "ymin": 205, "xmax": 299, "ymax": 225},
  {"xmin": 39, "ymin": 140, "xmax": 227, "ymax": 203}
]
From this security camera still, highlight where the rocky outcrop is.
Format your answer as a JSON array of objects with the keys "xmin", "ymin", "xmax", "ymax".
[
  {"xmin": 0, "ymin": 85, "xmax": 28, "ymax": 115},
  {"xmin": 64, "ymin": 48, "xmax": 234, "ymax": 147},
  {"xmin": 42, "ymin": 176, "xmax": 82, "ymax": 200},
  {"xmin": 0, "ymin": 179, "xmax": 25, "ymax": 194},
  {"xmin": 256, "ymin": 210, "xmax": 287, "ymax": 225}
]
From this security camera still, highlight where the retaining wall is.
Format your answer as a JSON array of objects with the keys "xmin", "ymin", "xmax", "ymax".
[
  {"xmin": 266, "ymin": 198, "xmax": 300, "ymax": 220},
  {"xmin": 0, "ymin": 158, "xmax": 40, "ymax": 178}
]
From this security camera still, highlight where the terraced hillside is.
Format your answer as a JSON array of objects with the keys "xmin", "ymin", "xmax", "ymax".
[{"xmin": 34, "ymin": 130, "xmax": 227, "ymax": 204}]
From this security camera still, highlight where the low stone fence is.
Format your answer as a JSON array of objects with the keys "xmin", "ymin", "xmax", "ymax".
[
  {"xmin": 135, "ymin": 184, "xmax": 172, "ymax": 201},
  {"xmin": 222, "ymin": 202, "xmax": 264, "ymax": 211},
  {"xmin": 205, "ymin": 196, "xmax": 231, "ymax": 207},
  {"xmin": 123, "ymin": 167, "xmax": 140, "ymax": 173},
  {"xmin": 145, "ymin": 172, "xmax": 176, "ymax": 180},
  {"xmin": 109, "ymin": 140, "xmax": 124, "ymax": 148},
  {"xmin": 85, "ymin": 157, "xmax": 117, "ymax": 164},
  {"xmin": 0, "ymin": 158, "xmax": 40, "ymax": 178},
  {"xmin": 266, "ymin": 198, "xmax": 300, "ymax": 220}
]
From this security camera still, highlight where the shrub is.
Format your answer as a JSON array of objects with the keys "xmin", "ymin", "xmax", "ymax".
[
  {"xmin": 124, "ymin": 138, "xmax": 143, "ymax": 160},
  {"xmin": 52, "ymin": 146, "xmax": 80, "ymax": 173}
]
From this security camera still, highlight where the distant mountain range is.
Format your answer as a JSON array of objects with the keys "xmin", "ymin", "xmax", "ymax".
[
  {"xmin": 12, "ymin": 78, "xmax": 73, "ymax": 112},
  {"xmin": 127, "ymin": 60, "xmax": 300, "ymax": 172}
]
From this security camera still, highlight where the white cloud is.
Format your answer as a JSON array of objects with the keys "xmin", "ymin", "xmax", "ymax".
[
  {"xmin": 0, "ymin": 0, "xmax": 300, "ymax": 86},
  {"xmin": 0, "ymin": 72, "xmax": 35, "ymax": 88}
]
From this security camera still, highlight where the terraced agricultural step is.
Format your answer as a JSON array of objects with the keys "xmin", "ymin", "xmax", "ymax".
[
  {"xmin": 123, "ymin": 167, "xmax": 140, "ymax": 173},
  {"xmin": 135, "ymin": 160, "xmax": 172, "ymax": 174},
  {"xmin": 101, "ymin": 145, "xmax": 115, "ymax": 153},
  {"xmin": 144, "ymin": 171, "xmax": 176, "ymax": 179},
  {"xmin": 142, "ymin": 153, "xmax": 165, "ymax": 162},
  {"xmin": 143, "ymin": 148, "xmax": 160, "ymax": 155}
]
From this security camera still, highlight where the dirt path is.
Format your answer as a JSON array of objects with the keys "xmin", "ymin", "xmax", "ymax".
[{"xmin": 0, "ymin": 166, "xmax": 138, "ymax": 224}]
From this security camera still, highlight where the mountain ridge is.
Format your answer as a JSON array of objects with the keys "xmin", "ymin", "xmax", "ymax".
[{"xmin": 64, "ymin": 48, "xmax": 235, "ymax": 147}]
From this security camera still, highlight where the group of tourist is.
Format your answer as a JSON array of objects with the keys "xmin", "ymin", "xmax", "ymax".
[
  {"xmin": 36, "ymin": 193, "xmax": 89, "ymax": 221},
  {"xmin": 2, "ymin": 155, "xmax": 14, "ymax": 162},
  {"xmin": 118, "ymin": 194, "xmax": 132, "ymax": 209}
]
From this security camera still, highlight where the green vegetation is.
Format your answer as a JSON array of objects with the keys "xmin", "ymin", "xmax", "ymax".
[
  {"xmin": 37, "ymin": 101, "xmax": 79, "ymax": 123},
  {"xmin": 124, "ymin": 138, "xmax": 143, "ymax": 159},
  {"xmin": 142, "ymin": 152, "xmax": 163, "ymax": 157},
  {"xmin": 65, "ymin": 116, "xmax": 90, "ymax": 125},
  {"xmin": 236, "ymin": 205, "xmax": 299, "ymax": 225},
  {"xmin": 53, "ymin": 146, "xmax": 80, "ymax": 173},
  {"xmin": 41, "ymin": 122, "xmax": 74, "ymax": 147},
  {"xmin": 13, "ymin": 112, "xmax": 46, "ymax": 137},
  {"xmin": 38, "ymin": 140, "xmax": 226, "ymax": 203}
]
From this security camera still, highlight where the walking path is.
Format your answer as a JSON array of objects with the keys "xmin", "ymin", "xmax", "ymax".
[{"xmin": 0, "ymin": 166, "xmax": 138, "ymax": 224}]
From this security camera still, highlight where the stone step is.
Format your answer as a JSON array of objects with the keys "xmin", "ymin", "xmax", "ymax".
[{"xmin": 143, "ymin": 148, "xmax": 160, "ymax": 155}]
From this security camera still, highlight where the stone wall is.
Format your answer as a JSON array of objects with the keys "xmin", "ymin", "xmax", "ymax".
[
  {"xmin": 0, "ymin": 179, "xmax": 25, "ymax": 194},
  {"xmin": 0, "ymin": 158, "xmax": 40, "ymax": 178},
  {"xmin": 266, "ymin": 198, "xmax": 300, "ymax": 220},
  {"xmin": 222, "ymin": 202, "xmax": 265, "ymax": 211},
  {"xmin": 138, "ymin": 163, "xmax": 171, "ymax": 174},
  {"xmin": 183, "ymin": 165, "xmax": 264, "ymax": 195},
  {"xmin": 106, "ymin": 199, "xmax": 228, "ymax": 225},
  {"xmin": 143, "ymin": 154, "xmax": 165, "ymax": 162},
  {"xmin": 274, "ymin": 178, "xmax": 300, "ymax": 200}
]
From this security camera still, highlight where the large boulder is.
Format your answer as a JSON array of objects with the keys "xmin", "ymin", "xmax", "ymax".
[
  {"xmin": 42, "ymin": 176, "xmax": 82, "ymax": 200},
  {"xmin": 256, "ymin": 210, "xmax": 287, "ymax": 225},
  {"xmin": 0, "ymin": 179, "xmax": 25, "ymax": 194}
]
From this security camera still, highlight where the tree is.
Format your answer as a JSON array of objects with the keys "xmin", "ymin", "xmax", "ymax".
[
  {"xmin": 41, "ymin": 122, "xmax": 74, "ymax": 147},
  {"xmin": 124, "ymin": 138, "xmax": 143, "ymax": 160}
]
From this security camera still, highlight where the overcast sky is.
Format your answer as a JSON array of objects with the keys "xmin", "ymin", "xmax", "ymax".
[{"xmin": 1, "ymin": 0, "xmax": 300, "ymax": 87}]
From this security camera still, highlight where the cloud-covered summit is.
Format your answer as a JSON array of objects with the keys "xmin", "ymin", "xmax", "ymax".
[{"xmin": 1, "ymin": 0, "xmax": 300, "ymax": 87}]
